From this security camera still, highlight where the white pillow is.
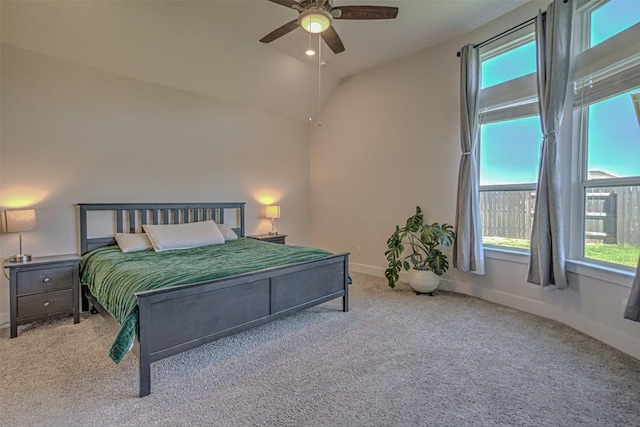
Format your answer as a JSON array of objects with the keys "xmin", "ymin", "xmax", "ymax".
[
  {"xmin": 143, "ymin": 220, "xmax": 225, "ymax": 252},
  {"xmin": 115, "ymin": 233, "xmax": 152, "ymax": 253},
  {"xmin": 217, "ymin": 224, "xmax": 239, "ymax": 241}
]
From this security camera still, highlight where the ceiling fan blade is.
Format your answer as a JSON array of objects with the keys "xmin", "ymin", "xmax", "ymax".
[
  {"xmin": 260, "ymin": 19, "xmax": 300, "ymax": 43},
  {"xmin": 332, "ymin": 6, "xmax": 398, "ymax": 20},
  {"xmin": 321, "ymin": 26, "xmax": 345, "ymax": 54},
  {"xmin": 266, "ymin": 0, "xmax": 300, "ymax": 9}
]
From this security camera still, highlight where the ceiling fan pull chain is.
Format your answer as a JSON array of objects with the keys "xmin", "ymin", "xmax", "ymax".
[
  {"xmin": 308, "ymin": 32, "xmax": 312, "ymax": 123},
  {"xmin": 317, "ymin": 33, "xmax": 322, "ymax": 127}
]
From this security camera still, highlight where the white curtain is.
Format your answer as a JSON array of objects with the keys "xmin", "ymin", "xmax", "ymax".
[
  {"xmin": 454, "ymin": 44, "xmax": 485, "ymax": 275},
  {"xmin": 527, "ymin": 0, "xmax": 573, "ymax": 288}
]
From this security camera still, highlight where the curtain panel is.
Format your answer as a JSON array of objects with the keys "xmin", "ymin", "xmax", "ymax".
[
  {"xmin": 527, "ymin": 0, "xmax": 574, "ymax": 288},
  {"xmin": 624, "ymin": 256, "xmax": 640, "ymax": 322},
  {"xmin": 454, "ymin": 44, "xmax": 485, "ymax": 275}
]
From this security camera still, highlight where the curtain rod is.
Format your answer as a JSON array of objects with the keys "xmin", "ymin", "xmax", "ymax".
[
  {"xmin": 455, "ymin": 0, "xmax": 572, "ymax": 57},
  {"xmin": 456, "ymin": 16, "xmax": 537, "ymax": 57}
]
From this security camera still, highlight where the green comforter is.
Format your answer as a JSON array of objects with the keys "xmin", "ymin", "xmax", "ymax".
[{"xmin": 80, "ymin": 238, "xmax": 333, "ymax": 363}]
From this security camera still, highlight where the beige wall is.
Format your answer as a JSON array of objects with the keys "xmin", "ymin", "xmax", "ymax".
[
  {"xmin": 0, "ymin": 44, "xmax": 311, "ymax": 322},
  {"xmin": 310, "ymin": 1, "xmax": 640, "ymax": 359}
]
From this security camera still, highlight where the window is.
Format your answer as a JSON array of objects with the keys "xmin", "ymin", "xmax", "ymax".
[
  {"xmin": 478, "ymin": 24, "xmax": 539, "ymax": 249},
  {"xmin": 586, "ymin": 89, "xmax": 640, "ymax": 179},
  {"xmin": 589, "ymin": 0, "xmax": 640, "ymax": 47},
  {"xmin": 575, "ymin": 0, "xmax": 640, "ymax": 268},
  {"xmin": 481, "ymin": 41, "xmax": 536, "ymax": 89},
  {"xmin": 477, "ymin": 0, "xmax": 640, "ymax": 268},
  {"xmin": 480, "ymin": 116, "xmax": 542, "ymax": 186}
]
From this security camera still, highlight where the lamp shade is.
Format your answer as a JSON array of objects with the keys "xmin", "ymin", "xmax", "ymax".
[
  {"xmin": 299, "ymin": 9, "xmax": 332, "ymax": 33},
  {"xmin": 1, "ymin": 209, "xmax": 37, "ymax": 233},
  {"xmin": 265, "ymin": 205, "xmax": 281, "ymax": 219}
]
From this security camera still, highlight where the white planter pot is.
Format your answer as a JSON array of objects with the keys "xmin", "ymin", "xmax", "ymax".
[{"xmin": 409, "ymin": 269, "xmax": 440, "ymax": 295}]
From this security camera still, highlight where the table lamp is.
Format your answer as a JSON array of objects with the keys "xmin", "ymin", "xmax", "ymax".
[
  {"xmin": 1, "ymin": 209, "xmax": 37, "ymax": 262},
  {"xmin": 265, "ymin": 205, "xmax": 280, "ymax": 236}
]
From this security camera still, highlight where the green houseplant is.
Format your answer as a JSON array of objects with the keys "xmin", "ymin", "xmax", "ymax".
[{"xmin": 384, "ymin": 206, "xmax": 455, "ymax": 290}]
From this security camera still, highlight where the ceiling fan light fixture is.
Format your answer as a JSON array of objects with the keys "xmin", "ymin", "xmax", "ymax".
[{"xmin": 298, "ymin": 8, "xmax": 332, "ymax": 34}]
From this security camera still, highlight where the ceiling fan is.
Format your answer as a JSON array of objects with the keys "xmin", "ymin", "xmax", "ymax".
[{"xmin": 260, "ymin": 0, "xmax": 399, "ymax": 54}]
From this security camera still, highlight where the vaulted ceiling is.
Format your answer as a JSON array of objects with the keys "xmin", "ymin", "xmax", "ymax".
[{"xmin": 1, "ymin": 0, "xmax": 530, "ymax": 121}]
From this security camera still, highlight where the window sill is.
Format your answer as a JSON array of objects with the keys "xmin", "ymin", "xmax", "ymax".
[
  {"xmin": 483, "ymin": 246, "xmax": 635, "ymax": 288},
  {"xmin": 484, "ymin": 246, "xmax": 529, "ymax": 264},
  {"xmin": 566, "ymin": 260, "xmax": 634, "ymax": 288}
]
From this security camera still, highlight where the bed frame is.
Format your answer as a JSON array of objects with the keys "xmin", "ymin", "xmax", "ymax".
[{"xmin": 78, "ymin": 202, "xmax": 349, "ymax": 397}]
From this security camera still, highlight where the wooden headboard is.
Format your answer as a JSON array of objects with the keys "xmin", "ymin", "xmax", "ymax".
[{"xmin": 78, "ymin": 202, "xmax": 245, "ymax": 255}]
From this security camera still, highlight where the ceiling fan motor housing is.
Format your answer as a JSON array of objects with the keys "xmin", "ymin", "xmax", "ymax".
[{"xmin": 299, "ymin": 0, "xmax": 333, "ymax": 10}]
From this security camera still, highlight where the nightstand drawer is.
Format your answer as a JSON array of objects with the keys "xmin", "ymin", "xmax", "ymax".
[
  {"xmin": 17, "ymin": 289, "xmax": 74, "ymax": 320},
  {"xmin": 16, "ymin": 265, "xmax": 75, "ymax": 295},
  {"xmin": 261, "ymin": 236, "xmax": 286, "ymax": 244}
]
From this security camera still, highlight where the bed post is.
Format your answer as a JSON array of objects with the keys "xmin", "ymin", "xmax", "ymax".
[
  {"xmin": 79, "ymin": 204, "xmax": 90, "ymax": 312},
  {"xmin": 138, "ymin": 296, "xmax": 152, "ymax": 397},
  {"xmin": 343, "ymin": 254, "xmax": 349, "ymax": 312}
]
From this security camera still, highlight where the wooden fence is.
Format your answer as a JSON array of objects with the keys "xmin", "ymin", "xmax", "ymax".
[
  {"xmin": 480, "ymin": 185, "xmax": 640, "ymax": 246},
  {"xmin": 480, "ymin": 190, "xmax": 535, "ymax": 239},
  {"xmin": 586, "ymin": 186, "xmax": 640, "ymax": 246}
]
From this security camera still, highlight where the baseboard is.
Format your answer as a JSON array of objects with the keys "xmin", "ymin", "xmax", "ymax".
[
  {"xmin": 349, "ymin": 262, "xmax": 385, "ymax": 277},
  {"xmin": 440, "ymin": 278, "xmax": 640, "ymax": 360},
  {"xmin": 349, "ymin": 262, "xmax": 414, "ymax": 284},
  {"xmin": 0, "ymin": 312, "xmax": 8, "ymax": 329}
]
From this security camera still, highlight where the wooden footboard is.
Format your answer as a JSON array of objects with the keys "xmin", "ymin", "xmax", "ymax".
[{"xmin": 136, "ymin": 253, "xmax": 349, "ymax": 397}]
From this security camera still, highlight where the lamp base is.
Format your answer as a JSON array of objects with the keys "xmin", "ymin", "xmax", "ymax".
[
  {"xmin": 9, "ymin": 254, "xmax": 32, "ymax": 263},
  {"xmin": 269, "ymin": 231, "xmax": 279, "ymax": 236}
]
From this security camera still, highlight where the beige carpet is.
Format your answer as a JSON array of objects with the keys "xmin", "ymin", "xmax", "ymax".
[{"xmin": 1, "ymin": 272, "xmax": 639, "ymax": 426}]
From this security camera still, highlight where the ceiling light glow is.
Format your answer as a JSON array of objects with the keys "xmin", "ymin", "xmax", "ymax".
[{"xmin": 299, "ymin": 9, "xmax": 332, "ymax": 34}]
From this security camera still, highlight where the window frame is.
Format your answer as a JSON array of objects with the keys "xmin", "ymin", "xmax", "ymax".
[
  {"xmin": 478, "ymin": 24, "xmax": 538, "ymax": 249},
  {"xmin": 572, "ymin": 0, "xmax": 640, "ymax": 271},
  {"xmin": 477, "ymin": 0, "xmax": 640, "ymax": 270}
]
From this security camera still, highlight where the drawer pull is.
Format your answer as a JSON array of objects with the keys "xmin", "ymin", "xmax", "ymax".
[
  {"xmin": 43, "ymin": 301, "xmax": 50, "ymax": 307},
  {"xmin": 42, "ymin": 277, "xmax": 51, "ymax": 283}
]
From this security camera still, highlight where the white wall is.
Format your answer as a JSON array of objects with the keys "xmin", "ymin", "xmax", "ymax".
[
  {"xmin": 0, "ymin": 0, "xmax": 340, "ymax": 122},
  {"xmin": 0, "ymin": 3, "xmax": 4, "ymax": 287},
  {"xmin": 0, "ymin": 44, "xmax": 311, "ymax": 322},
  {"xmin": 310, "ymin": 1, "xmax": 640, "ymax": 359}
]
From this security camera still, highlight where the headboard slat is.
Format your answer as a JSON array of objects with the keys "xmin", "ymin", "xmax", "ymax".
[
  {"xmin": 78, "ymin": 202, "xmax": 246, "ymax": 255},
  {"xmin": 116, "ymin": 211, "xmax": 124, "ymax": 233},
  {"xmin": 129, "ymin": 210, "xmax": 136, "ymax": 233}
]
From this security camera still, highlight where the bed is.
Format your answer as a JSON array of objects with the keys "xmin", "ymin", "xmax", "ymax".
[{"xmin": 78, "ymin": 202, "xmax": 349, "ymax": 397}]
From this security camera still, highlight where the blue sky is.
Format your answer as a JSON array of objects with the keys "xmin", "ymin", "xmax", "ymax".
[
  {"xmin": 588, "ymin": 1, "xmax": 640, "ymax": 179},
  {"xmin": 479, "ymin": 0, "xmax": 640, "ymax": 186},
  {"xmin": 591, "ymin": 0, "xmax": 640, "ymax": 47}
]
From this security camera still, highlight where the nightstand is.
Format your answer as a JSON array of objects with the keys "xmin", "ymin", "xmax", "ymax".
[
  {"xmin": 248, "ymin": 234, "xmax": 287, "ymax": 244},
  {"xmin": 4, "ymin": 254, "xmax": 81, "ymax": 338}
]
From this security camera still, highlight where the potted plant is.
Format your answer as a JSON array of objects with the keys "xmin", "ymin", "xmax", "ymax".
[{"xmin": 384, "ymin": 206, "xmax": 455, "ymax": 294}]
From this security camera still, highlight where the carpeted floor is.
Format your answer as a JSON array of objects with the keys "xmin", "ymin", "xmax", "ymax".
[{"xmin": 1, "ymin": 272, "xmax": 639, "ymax": 427}]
